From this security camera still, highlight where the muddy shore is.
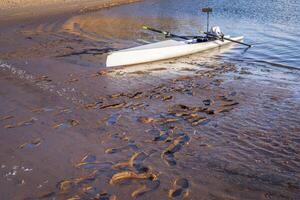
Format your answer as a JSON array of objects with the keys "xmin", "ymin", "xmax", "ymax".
[
  {"xmin": 0, "ymin": 1, "xmax": 299, "ymax": 199},
  {"xmin": 0, "ymin": 0, "xmax": 141, "ymax": 24}
]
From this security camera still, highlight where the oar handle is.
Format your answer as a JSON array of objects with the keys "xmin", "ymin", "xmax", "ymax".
[{"xmin": 202, "ymin": 31, "xmax": 252, "ymax": 47}]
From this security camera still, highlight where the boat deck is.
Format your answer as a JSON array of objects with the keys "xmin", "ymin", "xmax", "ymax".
[{"xmin": 119, "ymin": 39, "xmax": 186, "ymax": 52}]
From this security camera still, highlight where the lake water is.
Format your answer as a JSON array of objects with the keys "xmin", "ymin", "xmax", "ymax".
[{"xmin": 95, "ymin": 0, "xmax": 300, "ymax": 73}]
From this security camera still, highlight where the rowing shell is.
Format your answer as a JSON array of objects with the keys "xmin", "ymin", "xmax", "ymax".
[{"xmin": 106, "ymin": 36, "xmax": 243, "ymax": 67}]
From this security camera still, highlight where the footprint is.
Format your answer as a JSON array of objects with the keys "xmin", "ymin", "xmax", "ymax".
[
  {"xmin": 95, "ymin": 193, "xmax": 117, "ymax": 200},
  {"xmin": 109, "ymin": 171, "xmax": 157, "ymax": 185},
  {"xmin": 4, "ymin": 118, "xmax": 36, "ymax": 129},
  {"xmin": 169, "ymin": 188, "xmax": 183, "ymax": 198},
  {"xmin": 105, "ymin": 147, "xmax": 124, "ymax": 154},
  {"xmin": 161, "ymin": 135, "xmax": 190, "ymax": 166},
  {"xmin": 168, "ymin": 178, "xmax": 190, "ymax": 198},
  {"xmin": 52, "ymin": 123, "xmax": 72, "ymax": 129},
  {"xmin": 174, "ymin": 178, "xmax": 189, "ymax": 189},
  {"xmin": 153, "ymin": 131, "xmax": 169, "ymax": 142},
  {"xmin": 75, "ymin": 154, "xmax": 100, "ymax": 170},
  {"xmin": 112, "ymin": 152, "xmax": 148, "ymax": 172},
  {"xmin": 57, "ymin": 170, "xmax": 97, "ymax": 192},
  {"xmin": 131, "ymin": 181, "xmax": 161, "ymax": 198},
  {"xmin": 19, "ymin": 138, "xmax": 41, "ymax": 149},
  {"xmin": 105, "ymin": 141, "xmax": 138, "ymax": 154}
]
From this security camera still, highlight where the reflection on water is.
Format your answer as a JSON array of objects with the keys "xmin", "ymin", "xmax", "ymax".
[
  {"xmin": 62, "ymin": 15, "xmax": 179, "ymax": 46},
  {"xmin": 63, "ymin": 0, "xmax": 300, "ymax": 72}
]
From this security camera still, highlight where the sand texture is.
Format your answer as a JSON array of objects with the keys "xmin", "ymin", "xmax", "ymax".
[{"xmin": 0, "ymin": 0, "xmax": 141, "ymax": 22}]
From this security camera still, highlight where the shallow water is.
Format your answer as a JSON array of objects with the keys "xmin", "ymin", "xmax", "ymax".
[{"xmin": 64, "ymin": 0, "xmax": 300, "ymax": 72}]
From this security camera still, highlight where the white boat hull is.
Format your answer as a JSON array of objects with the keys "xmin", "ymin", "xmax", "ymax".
[{"xmin": 106, "ymin": 36, "xmax": 244, "ymax": 67}]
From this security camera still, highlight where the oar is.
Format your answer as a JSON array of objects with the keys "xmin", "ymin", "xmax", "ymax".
[
  {"xmin": 201, "ymin": 31, "xmax": 252, "ymax": 47},
  {"xmin": 143, "ymin": 25, "xmax": 252, "ymax": 47},
  {"xmin": 142, "ymin": 26, "xmax": 190, "ymax": 40}
]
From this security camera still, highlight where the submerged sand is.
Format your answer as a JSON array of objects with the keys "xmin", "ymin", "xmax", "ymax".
[{"xmin": 0, "ymin": 1, "xmax": 299, "ymax": 200}]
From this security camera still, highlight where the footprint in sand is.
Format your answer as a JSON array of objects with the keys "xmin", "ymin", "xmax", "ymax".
[
  {"xmin": 52, "ymin": 119, "xmax": 79, "ymax": 129},
  {"xmin": 168, "ymin": 178, "xmax": 190, "ymax": 198},
  {"xmin": 18, "ymin": 138, "xmax": 41, "ymax": 149},
  {"xmin": 75, "ymin": 154, "xmax": 114, "ymax": 171},
  {"xmin": 4, "ymin": 118, "xmax": 36, "ymax": 129},
  {"xmin": 105, "ymin": 141, "xmax": 138, "ymax": 154},
  {"xmin": 75, "ymin": 154, "xmax": 98, "ymax": 169},
  {"xmin": 131, "ymin": 179, "xmax": 160, "ymax": 198},
  {"xmin": 161, "ymin": 135, "xmax": 190, "ymax": 166},
  {"xmin": 96, "ymin": 193, "xmax": 117, "ymax": 200},
  {"xmin": 112, "ymin": 152, "xmax": 149, "ymax": 173},
  {"xmin": 110, "ymin": 152, "xmax": 159, "ymax": 198},
  {"xmin": 57, "ymin": 170, "xmax": 97, "ymax": 192}
]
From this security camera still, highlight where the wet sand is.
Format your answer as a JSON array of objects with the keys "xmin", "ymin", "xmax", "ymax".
[{"xmin": 0, "ymin": 1, "xmax": 299, "ymax": 199}]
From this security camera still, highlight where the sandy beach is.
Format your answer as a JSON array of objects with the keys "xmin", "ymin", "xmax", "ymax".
[{"xmin": 0, "ymin": 0, "xmax": 299, "ymax": 199}]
